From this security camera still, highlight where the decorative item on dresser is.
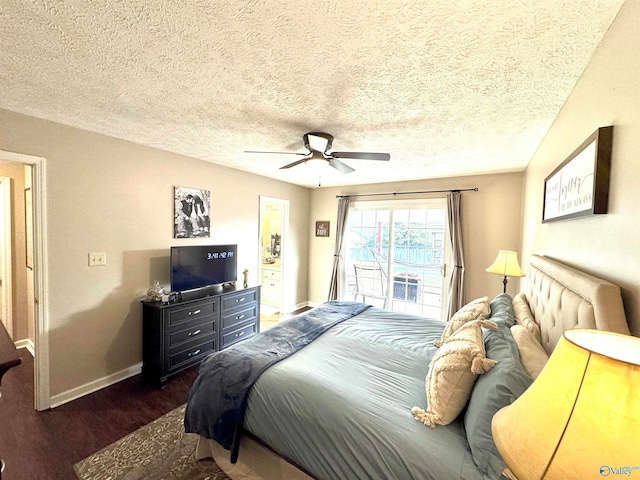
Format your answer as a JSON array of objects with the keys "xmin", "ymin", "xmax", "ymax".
[{"xmin": 142, "ymin": 286, "xmax": 260, "ymax": 387}]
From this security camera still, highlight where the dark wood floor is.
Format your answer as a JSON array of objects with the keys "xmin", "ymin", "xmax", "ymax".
[{"xmin": 0, "ymin": 348, "xmax": 198, "ymax": 480}]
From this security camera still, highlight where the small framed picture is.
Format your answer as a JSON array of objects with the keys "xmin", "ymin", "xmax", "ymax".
[{"xmin": 315, "ymin": 221, "xmax": 330, "ymax": 237}]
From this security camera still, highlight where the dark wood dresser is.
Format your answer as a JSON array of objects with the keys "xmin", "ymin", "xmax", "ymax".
[{"xmin": 142, "ymin": 285, "xmax": 260, "ymax": 387}]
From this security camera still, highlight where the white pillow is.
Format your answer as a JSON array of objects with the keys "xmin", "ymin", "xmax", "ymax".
[
  {"xmin": 512, "ymin": 293, "xmax": 541, "ymax": 343},
  {"xmin": 435, "ymin": 296, "xmax": 490, "ymax": 347},
  {"xmin": 510, "ymin": 324, "xmax": 549, "ymax": 380}
]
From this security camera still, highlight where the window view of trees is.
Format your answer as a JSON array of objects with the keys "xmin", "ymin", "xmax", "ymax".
[{"xmin": 345, "ymin": 204, "xmax": 448, "ymax": 319}]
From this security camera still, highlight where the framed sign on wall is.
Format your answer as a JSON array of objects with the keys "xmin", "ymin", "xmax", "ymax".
[
  {"xmin": 542, "ymin": 126, "xmax": 613, "ymax": 223},
  {"xmin": 315, "ymin": 221, "xmax": 330, "ymax": 237}
]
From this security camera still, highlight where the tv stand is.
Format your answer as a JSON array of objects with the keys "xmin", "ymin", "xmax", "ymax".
[{"xmin": 142, "ymin": 285, "xmax": 261, "ymax": 387}]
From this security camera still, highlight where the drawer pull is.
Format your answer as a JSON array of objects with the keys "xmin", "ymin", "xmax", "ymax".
[
  {"xmin": 236, "ymin": 314, "xmax": 245, "ymax": 321},
  {"xmin": 188, "ymin": 329, "xmax": 202, "ymax": 337},
  {"xmin": 236, "ymin": 331, "xmax": 245, "ymax": 337},
  {"xmin": 188, "ymin": 349, "xmax": 201, "ymax": 358},
  {"xmin": 189, "ymin": 309, "xmax": 201, "ymax": 316},
  {"xmin": 236, "ymin": 297, "xmax": 246, "ymax": 303}
]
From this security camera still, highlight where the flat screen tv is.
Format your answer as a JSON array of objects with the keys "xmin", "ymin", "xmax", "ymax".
[{"xmin": 170, "ymin": 244, "xmax": 237, "ymax": 293}]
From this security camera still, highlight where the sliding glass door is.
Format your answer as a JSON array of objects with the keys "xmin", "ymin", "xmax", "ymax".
[{"xmin": 342, "ymin": 198, "xmax": 450, "ymax": 320}]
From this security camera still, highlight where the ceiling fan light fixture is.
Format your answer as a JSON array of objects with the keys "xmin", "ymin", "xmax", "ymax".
[{"xmin": 305, "ymin": 157, "xmax": 329, "ymax": 174}]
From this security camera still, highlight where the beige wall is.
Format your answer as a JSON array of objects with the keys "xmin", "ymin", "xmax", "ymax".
[
  {"xmin": 308, "ymin": 172, "xmax": 524, "ymax": 305},
  {"xmin": 1, "ymin": 109, "xmax": 310, "ymax": 398},
  {"xmin": 521, "ymin": 0, "xmax": 640, "ymax": 336}
]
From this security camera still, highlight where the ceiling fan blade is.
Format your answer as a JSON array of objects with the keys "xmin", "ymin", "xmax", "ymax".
[
  {"xmin": 279, "ymin": 158, "xmax": 310, "ymax": 169},
  {"xmin": 329, "ymin": 158, "xmax": 356, "ymax": 174},
  {"xmin": 331, "ymin": 151, "xmax": 390, "ymax": 161},
  {"xmin": 245, "ymin": 150, "xmax": 308, "ymax": 156}
]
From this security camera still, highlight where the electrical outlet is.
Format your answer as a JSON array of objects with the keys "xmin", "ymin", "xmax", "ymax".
[{"xmin": 89, "ymin": 252, "xmax": 107, "ymax": 266}]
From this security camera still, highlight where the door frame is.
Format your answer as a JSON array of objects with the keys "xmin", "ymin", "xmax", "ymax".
[
  {"xmin": 0, "ymin": 176, "xmax": 13, "ymax": 338},
  {"xmin": 258, "ymin": 196, "xmax": 289, "ymax": 312},
  {"xmin": 0, "ymin": 150, "xmax": 49, "ymax": 411}
]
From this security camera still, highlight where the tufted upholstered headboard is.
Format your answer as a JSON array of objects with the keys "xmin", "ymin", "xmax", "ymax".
[{"xmin": 524, "ymin": 254, "xmax": 630, "ymax": 354}]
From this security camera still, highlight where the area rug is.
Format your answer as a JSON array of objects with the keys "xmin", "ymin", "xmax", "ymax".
[{"xmin": 74, "ymin": 404, "xmax": 230, "ymax": 480}]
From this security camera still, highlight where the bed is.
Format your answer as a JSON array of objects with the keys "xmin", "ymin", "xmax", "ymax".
[{"xmin": 184, "ymin": 254, "xmax": 630, "ymax": 480}]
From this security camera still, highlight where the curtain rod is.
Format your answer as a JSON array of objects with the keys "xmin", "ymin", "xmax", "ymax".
[{"xmin": 336, "ymin": 187, "xmax": 478, "ymax": 199}]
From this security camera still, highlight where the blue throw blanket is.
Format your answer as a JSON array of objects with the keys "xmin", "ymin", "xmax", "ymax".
[{"xmin": 184, "ymin": 300, "xmax": 371, "ymax": 462}]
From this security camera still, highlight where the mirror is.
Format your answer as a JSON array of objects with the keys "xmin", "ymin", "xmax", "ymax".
[{"xmin": 261, "ymin": 203, "xmax": 283, "ymax": 265}]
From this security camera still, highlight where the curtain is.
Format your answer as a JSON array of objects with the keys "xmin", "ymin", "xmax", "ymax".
[
  {"xmin": 327, "ymin": 197, "xmax": 351, "ymax": 301},
  {"xmin": 446, "ymin": 191, "xmax": 465, "ymax": 320}
]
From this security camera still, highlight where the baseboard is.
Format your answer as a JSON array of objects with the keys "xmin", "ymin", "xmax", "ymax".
[
  {"xmin": 49, "ymin": 362, "xmax": 142, "ymax": 408},
  {"xmin": 282, "ymin": 301, "xmax": 317, "ymax": 314},
  {"xmin": 301, "ymin": 301, "xmax": 321, "ymax": 309},
  {"xmin": 15, "ymin": 338, "xmax": 35, "ymax": 356}
]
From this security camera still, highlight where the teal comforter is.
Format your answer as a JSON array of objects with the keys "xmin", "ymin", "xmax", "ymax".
[
  {"xmin": 184, "ymin": 301, "xmax": 370, "ymax": 462},
  {"xmin": 243, "ymin": 307, "xmax": 485, "ymax": 480}
]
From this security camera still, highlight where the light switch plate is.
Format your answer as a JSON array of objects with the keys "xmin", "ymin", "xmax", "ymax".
[{"xmin": 89, "ymin": 252, "xmax": 107, "ymax": 266}]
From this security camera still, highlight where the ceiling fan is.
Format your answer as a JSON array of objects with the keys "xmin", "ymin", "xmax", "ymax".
[{"xmin": 245, "ymin": 132, "xmax": 390, "ymax": 174}]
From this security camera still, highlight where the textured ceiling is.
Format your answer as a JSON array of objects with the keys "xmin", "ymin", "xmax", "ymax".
[{"xmin": 0, "ymin": 0, "xmax": 625, "ymax": 188}]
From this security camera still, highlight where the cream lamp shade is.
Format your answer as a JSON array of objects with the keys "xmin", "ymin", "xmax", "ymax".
[
  {"xmin": 486, "ymin": 250, "xmax": 525, "ymax": 293},
  {"xmin": 492, "ymin": 329, "xmax": 640, "ymax": 480}
]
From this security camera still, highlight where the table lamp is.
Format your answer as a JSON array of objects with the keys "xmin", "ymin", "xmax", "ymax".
[
  {"xmin": 492, "ymin": 329, "xmax": 640, "ymax": 480},
  {"xmin": 486, "ymin": 250, "xmax": 525, "ymax": 293}
]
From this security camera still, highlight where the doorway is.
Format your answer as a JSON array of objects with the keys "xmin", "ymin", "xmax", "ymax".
[
  {"xmin": 342, "ymin": 198, "xmax": 451, "ymax": 320},
  {"xmin": 258, "ymin": 196, "xmax": 288, "ymax": 329},
  {"xmin": 0, "ymin": 150, "xmax": 48, "ymax": 411},
  {"xmin": 0, "ymin": 177, "xmax": 13, "ymax": 338}
]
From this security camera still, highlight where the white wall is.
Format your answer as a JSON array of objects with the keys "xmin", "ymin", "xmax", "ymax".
[
  {"xmin": 0, "ymin": 109, "xmax": 311, "ymax": 399},
  {"xmin": 520, "ymin": 0, "xmax": 640, "ymax": 336}
]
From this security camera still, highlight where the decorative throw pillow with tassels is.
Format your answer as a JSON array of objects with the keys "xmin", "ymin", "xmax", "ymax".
[
  {"xmin": 434, "ymin": 297, "xmax": 490, "ymax": 347},
  {"xmin": 413, "ymin": 319, "xmax": 497, "ymax": 428}
]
